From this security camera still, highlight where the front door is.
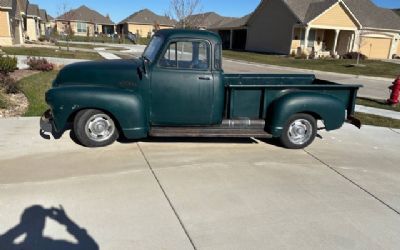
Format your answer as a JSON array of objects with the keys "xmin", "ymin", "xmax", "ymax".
[{"xmin": 150, "ymin": 40, "xmax": 214, "ymax": 125}]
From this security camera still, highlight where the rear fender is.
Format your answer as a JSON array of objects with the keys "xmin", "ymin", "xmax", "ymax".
[
  {"xmin": 46, "ymin": 86, "xmax": 148, "ymax": 139},
  {"xmin": 266, "ymin": 92, "xmax": 345, "ymax": 137}
]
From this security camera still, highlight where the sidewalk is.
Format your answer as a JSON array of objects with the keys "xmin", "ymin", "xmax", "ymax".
[
  {"xmin": 356, "ymin": 105, "xmax": 400, "ymax": 120},
  {"xmin": 15, "ymin": 55, "xmax": 89, "ymax": 70}
]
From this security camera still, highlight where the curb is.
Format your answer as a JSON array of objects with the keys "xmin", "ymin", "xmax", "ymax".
[{"xmin": 224, "ymin": 58, "xmax": 394, "ymax": 82}]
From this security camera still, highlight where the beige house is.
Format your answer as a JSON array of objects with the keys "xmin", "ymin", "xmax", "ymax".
[
  {"xmin": 118, "ymin": 9, "xmax": 175, "ymax": 38},
  {"xmin": 245, "ymin": 0, "xmax": 400, "ymax": 59},
  {"xmin": 26, "ymin": 3, "xmax": 40, "ymax": 41},
  {"xmin": 56, "ymin": 5, "xmax": 115, "ymax": 37},
  {"xmin": 39, "ymin": 9, "xmax": 51, "ymax": 36},
  {"xmin": 0, "ymin": 0, "xmax": 29, "ymax": 45}
]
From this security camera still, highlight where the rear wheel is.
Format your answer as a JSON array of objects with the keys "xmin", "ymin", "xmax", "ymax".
[
  {"xmin": 73, "ymin": 109, "xmax": 119, "ymax": 148},
  {"xmin": 279, "ymin": 113, "xmax": 317, "ymax": 149}
]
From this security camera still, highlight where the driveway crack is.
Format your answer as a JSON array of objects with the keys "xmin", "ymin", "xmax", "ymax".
[
  {"xmin": 304, "ymin": 149, "xmax": 400, "ymax": 216},
  {"xmin": 137, "ymin": 143, "xmax": 197, "ymax": 250}
]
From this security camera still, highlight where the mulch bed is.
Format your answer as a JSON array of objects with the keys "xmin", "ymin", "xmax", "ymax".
[{"xmin": 0, "ymin": 70, "xmax": 39, "ymax": 118}]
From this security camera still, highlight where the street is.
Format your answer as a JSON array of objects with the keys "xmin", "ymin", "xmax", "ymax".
[
  {"xmin": 0, "ymin": 118, "xmax": 399, "ymax": 249},
  {"xmin": 223, "ymin": 59, "xmax": 393, "ymax": 100}
]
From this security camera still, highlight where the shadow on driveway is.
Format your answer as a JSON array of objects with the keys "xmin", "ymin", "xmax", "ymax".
[{"xmin": 0, "ymin": 205, "xmax": 99, "ymax": 250}]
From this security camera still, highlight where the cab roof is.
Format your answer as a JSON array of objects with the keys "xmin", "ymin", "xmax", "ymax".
[{"xmin": 155, "ymin": 29, "xmax": 221, "ymax": 44}]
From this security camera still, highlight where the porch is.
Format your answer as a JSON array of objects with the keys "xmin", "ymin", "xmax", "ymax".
[{"xmin": 291, "ymin": 27, "xmax": 356, "ymax": 58}]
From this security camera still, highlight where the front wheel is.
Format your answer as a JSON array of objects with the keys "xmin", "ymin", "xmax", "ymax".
[
  {"xmin": 73, "ymin": 109, "xmax": 119, "ymax": 148},
  {"xmin": 279, "ymin": 113, "xmax": 317, "ymax": 149}
]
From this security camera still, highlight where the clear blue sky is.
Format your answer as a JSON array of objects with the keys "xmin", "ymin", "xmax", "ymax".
[{"xmin": 31, "ymin": 0, "xmax": 400, "ymax": 23}]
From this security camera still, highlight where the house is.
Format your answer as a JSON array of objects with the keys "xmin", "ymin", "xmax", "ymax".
[
  {"xmin": 26, "ymin": 3, "xmax": 40, "ymax": 41},
  {"xmin": 118, "ymin": 9, "xmax": 175, "ymax": 38},
  {"xmin": 245, "ymin": 0, "xmax": 400, "ymax": 59},
  {"xmin": 56, "ymin": 5, "xmax": 115, "ymax": 37},
  {"xmin": 210, "ymin": 14, "xmax": 251, "ymax": 50},
  {"xmin": 0, "ymin": 0, "xmax": 28, "ymax": 45},
  {"xmin": 185, "ymin": 12, "xmax": 237, "ymax": 29},
  {"xmin": 39, "ymin": 9, "xmax": 51, "ymax": 36}
]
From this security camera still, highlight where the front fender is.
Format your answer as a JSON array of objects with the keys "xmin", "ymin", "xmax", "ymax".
[
  {"xmin": 266, "ymin": 92, "xmax": 345, "ymax": 137},
  {"xmin": 46, "ymin": 86, "xmax": 148, "ymax": 139}
]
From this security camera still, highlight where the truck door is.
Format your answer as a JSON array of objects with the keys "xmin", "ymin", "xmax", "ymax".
[{"xmin": 150, "ymin": 40, "xmax": 214, "ymax": 125}]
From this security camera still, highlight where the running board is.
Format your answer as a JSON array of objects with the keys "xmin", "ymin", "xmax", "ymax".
[{"xmin": 149, "ymin": 120, "xmax": 271, "ymax": 138}]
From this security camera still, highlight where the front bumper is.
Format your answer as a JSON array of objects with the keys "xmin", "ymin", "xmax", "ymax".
[{"xmin": 40, "ymin": 109, "xmax": 56, "ymax": 139}]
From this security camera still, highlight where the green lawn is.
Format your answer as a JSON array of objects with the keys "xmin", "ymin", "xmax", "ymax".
[
  {"xmin": 223, "ymin": 50, "xmax": 400, "ymax": 79},
  {"xmin": 2, "ymin": 47, "xmax": 103, "ymax": 60},
  {"xmin": 18, "ymin": 71, "xmax": 58, "ymax": 116},
  {"xmin": 0, "ymin": 92, "xmax": 8, "ymax": 109},
  {"xmin": 55, "ymin": 42, "xmax": 97, "ymax": 50},
  {"xmin": 357, "ymin": 97, "xmax": 400, "ymax": 112},
  {"xmin": 355, "ymin": 112, "xmax": 400, "ymax": 129}
]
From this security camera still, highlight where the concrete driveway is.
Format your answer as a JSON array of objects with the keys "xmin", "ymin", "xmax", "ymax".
[{"xmin": 0, "ymin": 117, "xmax": 399, "ymax": 249}]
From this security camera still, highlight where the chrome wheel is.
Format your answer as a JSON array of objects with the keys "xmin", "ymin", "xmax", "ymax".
[
  {"xmin": 287, "ymin": 119, "xmax": 313, "ymax": 145},
  {"xmin": 84, "ymin": 114, "xmax": 116, "ymax": 142}
]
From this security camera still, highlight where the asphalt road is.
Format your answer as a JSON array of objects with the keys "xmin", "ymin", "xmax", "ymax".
[
  {"xmin": 223, "ymin": 59, "xmax": 393, "ymax": 100},
  {"xmin": 0, "ymin": 117, "xmax": 399, "ymax": 249}
]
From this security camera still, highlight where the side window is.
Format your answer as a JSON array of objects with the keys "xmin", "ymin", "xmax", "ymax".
[
  {"xmin": 215, "ymin": 43, "xmax": 222, "ymax": 70},
  {"xmin": 159, "ymin": 40, "xmax": 210, "ymax": 70}
]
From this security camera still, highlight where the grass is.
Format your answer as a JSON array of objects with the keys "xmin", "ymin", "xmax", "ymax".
[
  {"xmin": 2, "ymin": 47, "xmax": 103, "ymax": 60},
  {"xmin": 55, "ymin": 42, "xmax": 97, "ymax": 50},
  {"xmin": 18, "ymin": 70, "xmax": 58, "ymax": 116},
  {"xmin": 0, "ymin": 91, "xmax": 8, "ymax": 109},
  {"xmin": 357, "ymin": 97, "xmax": 400, "ymax": 112},
  {"xmin": 223, "ymin": 50, "xmax": 400, "ymax": 79},
  {"xmin": 355, "ymin": 112, "xmax": 400, "ymax": 129}
]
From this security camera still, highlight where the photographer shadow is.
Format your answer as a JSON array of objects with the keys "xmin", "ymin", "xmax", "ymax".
[{"xmin": 0, "ymin": 205, "xmax": 99, "ymax": 250}]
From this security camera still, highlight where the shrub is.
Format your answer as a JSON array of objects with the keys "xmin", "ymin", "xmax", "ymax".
[
  {"xmin": 0, "ymin": 74, "xmax": 20, "ymax": 94},
  {"xmin": 26, "ymin": 57, "xmax": 54, "ymax": 71},
  {"xmin": 0, "ymin": 56, "xmax": 18, "ymax": 75},
  {"xmin": 296, "ymin": 51, "xmax": 308, "ymax": 59},
  {"xmin": 342, "ymin": 52, "xmax": 367, "ymax": 60},
  {"xmin": 38, "ymin": 36, "xmax": 46, "ymax": 42}
]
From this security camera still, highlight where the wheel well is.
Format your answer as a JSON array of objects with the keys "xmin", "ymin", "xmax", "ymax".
[
  {"xmin": 67, "ymin": 108, "xmax": 123, "ymax": 136},
  {"xmin": 301, "ymin": 112, "xmax": 322, "ymax": 121}
]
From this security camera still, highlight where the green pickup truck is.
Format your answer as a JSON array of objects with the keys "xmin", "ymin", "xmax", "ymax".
[{"xmin": 41, "ymin": 29, "xmax": 362, "ymax": 149}]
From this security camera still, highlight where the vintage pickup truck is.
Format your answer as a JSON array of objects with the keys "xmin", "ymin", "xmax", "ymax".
[{"xmin": 41, "ymin": 29, "xmax": 362, "ymax": 149}]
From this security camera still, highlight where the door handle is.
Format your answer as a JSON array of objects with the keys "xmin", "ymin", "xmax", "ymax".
[{"xmin": 199, "ymin": 76, "xmax": 212, "ymax": 80}]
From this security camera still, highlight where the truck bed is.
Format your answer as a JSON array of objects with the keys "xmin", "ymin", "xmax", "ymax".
[{"xmin": 223, "ymin": 74, "xmax": 362, "ymax": 120}]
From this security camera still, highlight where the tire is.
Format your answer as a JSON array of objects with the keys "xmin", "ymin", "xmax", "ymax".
[
  {"xmin": 73, "ymin": 109, "xmax": 119, "ymax": 148},
  {"xmin": 279, "ymin": 113, "xmax": 317, "ymax": 149}
]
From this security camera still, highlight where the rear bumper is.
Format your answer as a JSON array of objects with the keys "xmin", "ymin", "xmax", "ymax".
[{"xmin": 346, "ymin": 115, "xmax": 362, "ymax": 129}]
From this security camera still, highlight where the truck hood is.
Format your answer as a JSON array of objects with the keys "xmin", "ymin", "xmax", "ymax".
[{"xmin": 53, "ymin": 59, "xmax": 143, "ymax": 89}]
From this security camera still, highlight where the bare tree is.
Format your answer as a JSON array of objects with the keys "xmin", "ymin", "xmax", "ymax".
[
  {"xmin": 57, "ymin": 2, "xmax": 74, "ymax": 51},
  {"xmin": 167, "ymin": 0, "xmax": 202, "ymax": 29},
  {"xmin": 354, "ymin": 30, "xmax": 369, "ymax": 65}
]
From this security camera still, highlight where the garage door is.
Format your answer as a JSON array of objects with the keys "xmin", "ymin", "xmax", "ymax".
[
  {"xmin": 360, "ymin": 37, "xmax": 391, "ymax": 59},
  {"xmin": 397, "ymin": 42, "xmax": 400, "ymax": 56}
]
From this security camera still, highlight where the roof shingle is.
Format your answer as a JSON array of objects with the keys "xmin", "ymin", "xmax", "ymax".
[
  {"xmin": 282, "ymin": 0, "xmax": 400, "ymax": 30},
  {"xmin": 0, "ymin": 0, "xmax": 12, "ymax": 8},
  {"xmin": 57, "ymin": 5, "xmax": 114, "ymax": 25},
  {"xmin": 27, "ymin": 4, "xmax": 40, "ymax": 17},
  {"xmin": 119, "ymin": 9, "xmax": 175, "ymax": 26}
]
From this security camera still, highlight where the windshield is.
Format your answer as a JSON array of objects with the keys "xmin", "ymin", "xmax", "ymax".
[{"xmin": 142, "ymin": 36, "xmax": 164, "ymax": 62}]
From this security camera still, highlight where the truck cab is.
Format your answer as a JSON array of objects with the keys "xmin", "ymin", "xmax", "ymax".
[{"xmin": 41, "ymin": 29, "xmax": 362, "ymax": 149}]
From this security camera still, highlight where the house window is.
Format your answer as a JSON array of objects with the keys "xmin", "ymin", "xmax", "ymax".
[{"xmin": 77, "ymin": 22, "xmax": 87, "ymax": 33}]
